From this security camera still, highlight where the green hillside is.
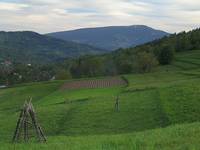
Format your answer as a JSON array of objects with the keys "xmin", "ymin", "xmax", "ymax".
[
  {"xmin": 0, "ymin": 31, "xmax": 104, "ymax": 64},
  {"xmin": 0, "ymin": 50, "xmax": 200, "ymax": 149}
]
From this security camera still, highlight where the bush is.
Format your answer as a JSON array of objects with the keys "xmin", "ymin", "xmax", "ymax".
[
  {"xmin": 158, "ymin": 45, "xmax": 174, "ymax": 65},
  {"xmin": 55, "ymin": 69, "xmax": 72, "ymax": 80},
  {"xmin": 135, "ymin": 52, "xmax": 158, "ymax": 73}
]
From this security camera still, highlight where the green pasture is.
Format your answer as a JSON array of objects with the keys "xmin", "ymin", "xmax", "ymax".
[{"xmin": 0, "ymin": 50, "xmax": 200, "ymax": 149}]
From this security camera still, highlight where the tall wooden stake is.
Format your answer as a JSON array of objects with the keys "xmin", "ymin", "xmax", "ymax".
[{"xmin": 115, "ymin": 96, "xmax": 119, "ymax": 112}]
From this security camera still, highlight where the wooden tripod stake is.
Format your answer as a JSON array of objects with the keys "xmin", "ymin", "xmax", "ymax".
[{"xmin": 12, "ymin": 98, "xmax": 47, "ymax": 143}]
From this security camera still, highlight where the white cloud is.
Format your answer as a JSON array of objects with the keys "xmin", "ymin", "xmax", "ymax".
[
  {"xmin": 26, "ymin": 0, "xmax": 62, "ymax": 5},
  {"xmin": 0, "ymin": 0, "xmax": 199, "ymax": 33},
  {"xmin": 0, "ymin": 2, "xmax": 29, "ymax": 11},
  {"xmin": 52, "ymin": 8, "xmax": 68, "ymax": 15}
]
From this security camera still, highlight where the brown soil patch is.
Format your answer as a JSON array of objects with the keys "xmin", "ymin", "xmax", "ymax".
[{"xmin": 61, "ymin": 76, "xmax": 127, "ymax": 90}]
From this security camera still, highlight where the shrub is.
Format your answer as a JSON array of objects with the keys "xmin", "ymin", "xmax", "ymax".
[
  {"xmin": 158, "ymin": 45, "xmax": 174, "ymax": 65},
  {"xmin": 135, "ymin": 52, "xmax": 158, "ymax": 73},
  {"xmin": 55, "ymin": 69, "xmax": 72, "ymax": 80}
]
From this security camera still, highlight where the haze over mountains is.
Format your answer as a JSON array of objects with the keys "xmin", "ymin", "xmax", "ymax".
[{"xmin": 47, "ymin": 25, "xmax": 169, "ymax": 50}]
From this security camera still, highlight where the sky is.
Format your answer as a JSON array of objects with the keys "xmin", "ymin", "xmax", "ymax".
[{"xmin": 0, "ymin": 0, "xmax": 199, "ymax": 33}]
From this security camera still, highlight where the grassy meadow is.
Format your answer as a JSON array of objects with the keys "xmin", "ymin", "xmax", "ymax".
[{"xmin": 0, "ymin": 50, "xmax": 200, "ymax": 149}]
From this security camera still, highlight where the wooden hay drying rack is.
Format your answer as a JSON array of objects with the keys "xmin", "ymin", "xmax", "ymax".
[{"xmin": 12, "ymin": 98, "xmax": 46, "ymax": 143}]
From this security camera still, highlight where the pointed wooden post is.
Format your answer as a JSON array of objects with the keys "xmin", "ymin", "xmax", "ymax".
[{"xmin": 115, "ymin": 96, "xmax": 119, "ymax": 112}]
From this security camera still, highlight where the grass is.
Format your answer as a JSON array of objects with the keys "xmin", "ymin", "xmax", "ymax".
[
  {"xmin": 1, "ymin": 122, "xmax": 200, "ymax": 150},
  {"xmin": 159, "ymin": 81, "xmax": 200, "ymax": 124},
  {"xmin": 0, "ymin": 50, "xmax": 200, "ymax": 149}
]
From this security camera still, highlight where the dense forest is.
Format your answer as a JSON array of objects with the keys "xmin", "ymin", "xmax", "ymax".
[{"xmin": 0, "ymin": 28, "xmax": 200, "ymax": 85}]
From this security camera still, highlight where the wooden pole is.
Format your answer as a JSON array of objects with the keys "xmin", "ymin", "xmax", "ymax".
[
  {"xmin": 13, "ymin": 102, "xmax": 27, "ymax": 142},
  {"xmin": 12, "ymin": 108, "xmax": 24, "ymax": 142},
  {"xmin": 24, "ymin": 104, "xmax": 29, "ymax": 142},
  {"xmin": 115, "ymin": 96, "xmax": 119, "ymax": 112},
  {"xmin": 29, "ymin": 101, "xmax": 46, "ymax": 142},
  {"xmin": 39, "ymin": 126, "xmax": 47, "ymax": 142}
]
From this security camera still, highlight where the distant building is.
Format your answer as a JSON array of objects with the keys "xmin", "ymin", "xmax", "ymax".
[
  {"xmin": 4, "ymin": 60, "xmax": 12, "ymax": 66},
  {"xmin": 50, "ymin": 76, "xmax": 55, "ymax": 81},
  {"xmin": 0, "ymin": 85, "xmax": 7, "ymax": 89},
  {"xmin": 1, "ymin": 60, "xmax": 12, "ymax": 66}
]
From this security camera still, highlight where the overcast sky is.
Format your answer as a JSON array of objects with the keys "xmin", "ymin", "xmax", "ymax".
[{"xmin": 0, "ymin": 0, "xmax": 199, "ymax": 33}]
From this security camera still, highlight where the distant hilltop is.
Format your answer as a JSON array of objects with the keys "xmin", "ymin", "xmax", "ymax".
[{"xmin": 46, "ymin": 25, "xmax": 170, "ymax": 50}]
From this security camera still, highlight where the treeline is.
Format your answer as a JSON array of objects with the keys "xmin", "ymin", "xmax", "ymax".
[
  {"xmin": 0, "ymin": 63, "xmax": 56, "ymax": 85},
  {"xmin": 0, "ymin": 28, "xmax": 200, "ymax": 85},
  {"xmin": 67, "ymin": 28, "xmax": 200, "ymax": 77}
]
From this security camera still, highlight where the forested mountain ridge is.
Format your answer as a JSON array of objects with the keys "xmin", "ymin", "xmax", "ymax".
[
  {"xmin": 68, "ymin": 28, "xmax": 200, "ymax": 78},
  {"xmin": 46, "ymin": 25, "xmax": 169, "ymax": 50},
  {"xmin": 0, "ymin": 31, "xmax": 104, "ymax": 64},
  {"xmin": 116, "ymin": 27, "xmax": 200, "ymax": 59}
]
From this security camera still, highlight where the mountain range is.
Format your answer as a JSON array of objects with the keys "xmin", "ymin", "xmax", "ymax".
[
  {"xmin": 47, "ymin": 25, "xmax": 169, "ymax": 50},
  {"xmin": 0, "ymin": 25, "xmax": 169, "ymax": 64}
]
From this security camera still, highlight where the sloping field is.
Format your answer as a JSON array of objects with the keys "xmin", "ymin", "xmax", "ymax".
[
  {"xmin": 61, "ymin": 76, "xmax": 127, "ymax": 90},
  {"xmin": 0, "ymin": 70, "xmax": 200, "ymax": 139},
  {"xmin": 172, "ymin": 50, "xmax": 200, "ymax": 70},
  {"xmin": 0, "ymin": 50, "xmax": 200, "ymax": 149}
]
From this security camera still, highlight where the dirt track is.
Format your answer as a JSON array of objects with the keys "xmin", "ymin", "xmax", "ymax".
[{"xmin": 61, "ymin": 77, "xmax": 127, "ymax": 90}]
